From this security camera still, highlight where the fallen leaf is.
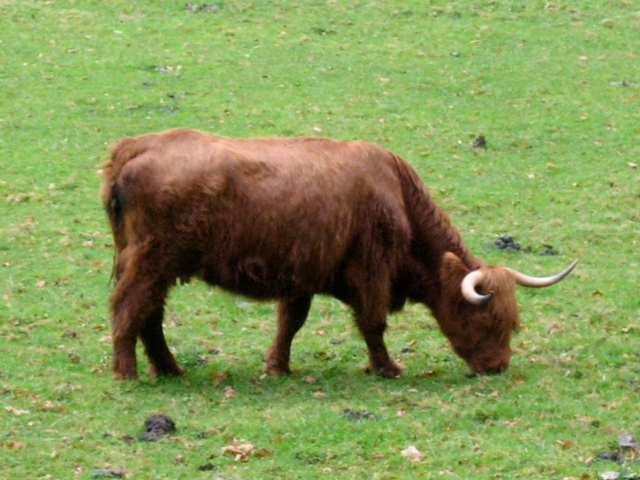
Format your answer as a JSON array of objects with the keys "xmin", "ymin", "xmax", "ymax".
[
  {"xmin": 557, "ymin": 439, "xmax": 574, "ymax": 449},
  {"xmin": 547, "ymin": 321, "xmax": 564, "ymax": 334},
  {"xmin": 618, "ymin": 432, "xmax": 638, "ymax": 449},
  {"xmin": 224, "ymin": 386, "xmax": 235, "ymax": 399},
  {"xmin": 221, "ymin": 442, "xmax": 254, "ymax": 461},
  {"xmin": 209, "ymin": 371, "xmax": 228, "ymax": 382},
  {"xmin": 5, "ymin": 440, "xmax": 24, "ymax": 450},
  {"xmin": 5, "ymin": 406, "xmax": 29, "ymax": 415},
  {"xmin": 254, "ymin": 448, "xmax": 274, "ymax": 458},
  {"xmin": 600, "ymin": 471, "xmax": 620, "ymax": 480},
  {"xmin": 401, "ymin": 445, "xmax": 424, "ymax": 462},
  {"xmin": 628, "ymin": 162, "xmax": 638, "ymax": 168}
]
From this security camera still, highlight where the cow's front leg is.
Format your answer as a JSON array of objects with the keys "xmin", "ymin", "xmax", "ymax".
[
  {"xmin": 265, "ymin": 296, "xmax": 312, "ymax": 375},
  {"xmin": 354, "ymin": 305, "xmax": 401, "ymax": 378}
]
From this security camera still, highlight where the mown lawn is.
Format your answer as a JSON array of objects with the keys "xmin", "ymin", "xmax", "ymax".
[{"xmin": 1, "ymin": 1, "xmax": 639, "ymax": 478}]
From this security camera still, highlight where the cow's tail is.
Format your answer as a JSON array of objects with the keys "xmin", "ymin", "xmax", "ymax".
[{"xmin": 100, "ymin": 135, "xmax": 150, "ymax": 281}]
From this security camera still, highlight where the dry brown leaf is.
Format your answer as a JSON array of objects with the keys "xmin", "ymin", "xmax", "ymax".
[
  {"xmin": 224, "ymin": 386, "xmax": 235, "ymax": 399},
  {"xmin": 221, "ymin": 442, "xmax": 254, "ymax": 461},
  {"xmin": 557, "ymin": 439, "xmax": 574, "ymax": 449},
  {"xmin": 209, "ymin": 371, "xmax": 228, "ymax": 382},
  {"xmin": 547, "ymin": 321, "xmax": 564, "ymax": 334},
  {"xmin": 254, "ymin": 448, "xmax": 274, "ymax": 458},
  {"xmin": 401, "ymin": 445, "xmax": 424, "ymax": 462},
  {"xmin": 6, "ymin": 440, "xmax": 23, "ymax": 450},
  {"xmin": 5, "ymin": 406, "xmax": 29, "ymax": 415}
]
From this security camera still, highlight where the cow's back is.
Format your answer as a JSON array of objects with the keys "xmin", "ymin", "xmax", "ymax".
[{"xmin": 104, "ymin": 129, "xmax": 412, "ymax": 298}]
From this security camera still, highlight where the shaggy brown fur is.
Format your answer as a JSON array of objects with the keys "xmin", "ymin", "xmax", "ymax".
[{"xmin": 101, "ymin": 128, "xmax": 522, "ymax": 379}]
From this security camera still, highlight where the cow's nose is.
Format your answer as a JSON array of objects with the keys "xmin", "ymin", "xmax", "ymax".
[
  {"xmin": 486, "ymin": 363, "xmax": 507, "ymax": 375},
  {"xmin": 473, "ymin": 360, "xmax": 508, "ymax": 375}
]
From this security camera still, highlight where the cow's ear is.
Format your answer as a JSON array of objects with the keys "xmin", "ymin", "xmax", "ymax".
[
  {"xmin": 440, "ymin": 252, "xmax": 470, "ymax": 281},
  {"xmin": 439, "ymin": 252, "xmax": 471, "ymax": 303}
]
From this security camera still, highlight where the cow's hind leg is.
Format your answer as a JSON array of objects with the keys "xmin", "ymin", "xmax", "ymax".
[
  {"xmin": 265, "ymin": 296, "xmax": 312, "ymax": 375},
  {"xmin": 110, "ymin": 244, "xmax": 178, "ymax": 379}
]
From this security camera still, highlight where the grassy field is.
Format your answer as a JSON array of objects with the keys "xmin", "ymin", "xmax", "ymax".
[{"xmin": 1, "ymin": 0, "xmax": 639, "ymax": 478}]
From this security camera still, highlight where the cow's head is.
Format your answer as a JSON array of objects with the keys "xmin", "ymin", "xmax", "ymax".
[{"xmin": 437, "ymin": 252, "xmax": 577, "ymax": 374}]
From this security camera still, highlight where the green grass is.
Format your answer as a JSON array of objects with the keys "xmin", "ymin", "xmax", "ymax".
[{"xmin": 2, "ymin": 0, "xmax": 640, "ymax": 478}]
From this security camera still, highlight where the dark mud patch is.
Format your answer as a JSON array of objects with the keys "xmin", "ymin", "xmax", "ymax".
[
  {"xmin": 485, "ymin": 235, "xmax": 562, "ymax": 256},
  {"xmin": 137, "ymin": 414, "xmax": 176, "ymax": 441},
  {"xmin": 186, "ymin": 3, "xmax": 220, "ymax": 12},
  {"xmin": 594, "ymin": 432, "xmax": 640, "ymax": 480}
]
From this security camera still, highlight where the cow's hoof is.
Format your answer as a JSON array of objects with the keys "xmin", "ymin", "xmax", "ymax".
[
  {"xmin": 151, "ymin": 366, "xmax": 185, "ymax": 377},
  {"xmin": 366, "ymin": 363, "xmax": 402, "ymax": 378},
  {"xmin": 263, "ymin": 362, "xmax": 291, "ymax": 376},
  {"xmin": 113, "ymin": 370, "xmax": 140, "ymax": 380}
]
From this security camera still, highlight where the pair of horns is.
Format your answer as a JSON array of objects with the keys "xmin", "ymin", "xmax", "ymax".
[{"xmin": 461, "ymin": 260, "xmax": 579, "ymax": 305}]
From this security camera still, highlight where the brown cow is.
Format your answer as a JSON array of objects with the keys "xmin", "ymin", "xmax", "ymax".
[{"xmin": 100, "ymin": 128, "xmax": 576, "ymax": 379}]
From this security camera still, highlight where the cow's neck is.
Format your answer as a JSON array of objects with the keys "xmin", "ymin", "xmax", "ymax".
[{"xmin": 404, "ymin": 192, "xmax": 483, "ymax": 312}]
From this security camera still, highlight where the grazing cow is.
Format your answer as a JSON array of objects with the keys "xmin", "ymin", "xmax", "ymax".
[{"xmin": 100, "ymin": 128, "xmax": 576, "ymax": 379}]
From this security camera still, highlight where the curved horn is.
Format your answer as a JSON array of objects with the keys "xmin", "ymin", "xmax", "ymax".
[
  {"xmin": 507, "ymin": 260, "xmax": 578, "ymax": 288},
  {"xmin": 461, "ymin": 270, "xmax": 493, "ymax": 305}
]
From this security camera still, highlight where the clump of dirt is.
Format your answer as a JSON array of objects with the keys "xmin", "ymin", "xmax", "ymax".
[
  {"xmin": 595, "ymin": 432, "xmax": 640, "ymax": 479},
  {"xmin": 485, "ymin": 235, "xmax": 562, "ymax": 256},
  {"xmin": 485, "ymin": 235, "xmax": 521, "ymax": 252},
  {"xmin": 137, "ymin": 414, "xmax": 176, "ymax": 441},
  {"xmin": 538, "ymin": 244, "xmax": 559, "ymax": 255},
  {"xmin": 343, "ymin": 409, "xmax": 382, "ymax": 421},
  {"xmin": 91, "ymin": 470, "xmax": 124, "ymax": 478},
  {"xmin": 186, "ymin": 2, "xmax": 220, "ymax": 12},
  {"xmin": 472, "ymin": 135, "xmax": 487, "ymax": 148}
]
